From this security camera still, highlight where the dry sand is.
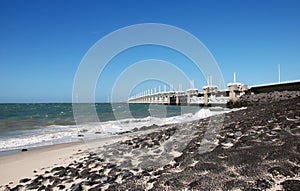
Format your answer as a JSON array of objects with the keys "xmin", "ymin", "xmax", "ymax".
[
  {"xmin": 0, "ymin": 141, "xmax": 87, "ymax": 186},
  {"xmin": 0, "ymin": 135, "xmax": 130, "ymax": 188}
]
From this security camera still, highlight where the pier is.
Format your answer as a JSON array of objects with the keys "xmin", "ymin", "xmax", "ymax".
[
  {"xmin": 128, "ymin": 74, "xmax": 247, "ymax": 106},
  {"xmin": 128, "ymin": 72, "xmax": 300, "ymax": 106}
]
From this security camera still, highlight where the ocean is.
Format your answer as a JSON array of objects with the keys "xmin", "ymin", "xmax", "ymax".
[{"xmin": 0, "ymin": 103, "xmax": 228, "ymax": 154}]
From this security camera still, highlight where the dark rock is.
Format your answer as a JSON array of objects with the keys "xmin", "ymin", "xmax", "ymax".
[
  {"xmin": 26, "ymin": 176, "xmax": 43, "ymax": 189},
  {"xmin": 108, "ymin": 175, "xmax": 118, "ymax": 183},
  {"xmin": 140, "ymin": 142, "xmax": 150, "ymax": 148},
  {"xmin": 51, "ymin": 166, "xmax": 65, "ymax": 173},
  {"xmin": 231, "ymin": 91, "xmax": 300, "ymax": 107},
  {"xmin": 122, "ymin": 170, "xmax": 133, "ymax": 179},
  {"xmin": 50, "ymin": 178, "xmax": 61, "ymax": 187},
  {"xmin": 34, "ymin": 175, "xmax": 44, "ymax": 181},
  {"xmin": 71, "ymin": 183, "xmax": 82, "ymax": 191},
  {"xmin": 164, "ymin": 178, "xmax": 184, "ymax": 188},
  {"xmin": 47, "ymin": 176, "xmax": 55, "ymax": 183},
  {"xmin": 19, "ymin": 178, "xmax": 31, "ymax": 183},
  {"xmin": 221, "ymin": 137, "xmax": 234, "ymax": 146},
  {"xmin": 37, "ymin": 185, "xmax": 46, "ymax": 191},
  {"xmin": 163, "ymin": 164, "xmax": 173, "ymax": 170},
  {"xmin": 45, "ymin": 185, "xmax": 53, "ymax": 191},
  {"xmin": 54, "ymin": 168, "xmax": 67, "ymax": 177},
  {"xmin": 88, "ymin": 185, "xmax": 102, "ymax": 191},
  {"xmin": 107, "ymin": 166, "xmax": 121, "ymax": 176},
  {"xmin": 57, "ymin": 185, "xmax": 65, "ymax": 190},
  {"xmin": 255, "ymin": 179, "xmax": 271, "ymax": 190},
  {"xmin": 147, "ymin": 178, "xmax": 157, "ymax": 183},
  {"xmin": 153, "ymin": 140, "xmax": 160, "ymax": 145},
  {"xmin": 10, "ymin": 185, "xmax": 23, "ymax": 191},
  {"xmin": 21, "ymin": 149, "xmax": 28, "ymax": 152},
  {"xmin": 141, "ymin": 170, "xmax": 151, "ymax": 176},
  {"xmin": 106, "ymin": 163, "xmax": 117, "ymax": 169},
  {"xmin": 83, "ymin": 180, "xmax": 99, "ymax": 186},
  {"xmin": 64, "ymin": 178, "xmax": 74, "ymax": 183},
  {"xmin": 106, "ymin": 183, "xmax": 119, "ymax": 191},
  {"xmin": 67, "ymin": 167, "xmax": 79, "ymax": 177},
  {"xmin": 281, "ymin": 180, "xmax": 300, "ymax": 191},
  {"xmin": 140, "ymin": 124, "xmax": 158, "ymax": 131},
  {"xmin": 88, "ymin": 173, "xmax": 101, "ymax": 181},
  {"xmin": 268, "ymin": 166, "xmax": 294, "ymax": 177},
  {"xmin": 134, "ymin": 189, "xmax": 144, "ymax": 191},
  {"xmin": 234, "ymin": 130, "xmax": 242, "ymax": 138},
  {"xmin": 188, "ymin": 180, "xmax": 201, "ymax": 189},
  {"xmin": 76, "ymin": 163, "xmax": 83, "ymax": 169},
  {"xmin": 80, "ymin": 168, "xmax": 91, "ymax": 178},
  {"xmin": 117, "ymin": 130, "xmax": 131, "ymax": 135},
  {"xmin": 26, "ymin": 181, "xmax": 40, "ymax": 190},
  {"xmin": 100, "ymin": 176, "xmax": 109, "ymax": 183},
  {"xmin": 153, "ymin": 169, "xmax": 165, "ymax": 176}
]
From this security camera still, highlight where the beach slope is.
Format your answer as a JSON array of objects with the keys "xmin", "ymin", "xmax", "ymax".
[{"xmin": 1, "ymin": 92, "xmax": 300, "ymax": 191}]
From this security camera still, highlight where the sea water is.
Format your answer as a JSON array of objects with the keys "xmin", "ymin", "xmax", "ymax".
[{"xmin": 0, "ymin": 103, "xmax": 229, "ymax": 153}]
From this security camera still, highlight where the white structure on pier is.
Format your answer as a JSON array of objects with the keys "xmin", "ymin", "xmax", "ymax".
[
  {"xmin": 128, "ymin": 80, "xmax": 203, "ymax": 105},
  {"xmin": 227, "ymin": 72, "xmax": 249, "ymax": 102},
  {"xmin": 128, "ymin": 76, "xmax": 246, "ymax": 105}
]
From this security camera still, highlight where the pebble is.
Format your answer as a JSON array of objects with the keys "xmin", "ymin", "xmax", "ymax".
[
  {"xmin": 234, "ymin": 130, "xmax": 242, "ymax": 138},
  {"xmin": 19, "ymin": 178, "xmax": 31, "ymax": 184},
  {"xmin": 71, "ymin": 183, "xmax": 82, "ymax": 191},
  {"xmin": 122, "ymin": 170, "xmax": 133, "ymax": 179},
  {"xmin": 100, "ymin": 176, "xmax": 109, "ymax": 183}
]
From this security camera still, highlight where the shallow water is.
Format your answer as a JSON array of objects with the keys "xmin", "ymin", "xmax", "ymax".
[{"xmin": 0, "ymin": 103, "xmax": 226, "ymax": 152}]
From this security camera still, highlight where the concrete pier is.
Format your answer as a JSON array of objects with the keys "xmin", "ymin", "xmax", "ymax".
[
  {"xmin": 202, "ymin": 86, "xmax": 218, "ymax": 106},
  {"xmin": 228, "ymin": 83, "xmax": 238, "ymax": 102},
  {"xmin": 128, "ymin": 84, "xmax": 229, "ymax": 106},
  {"xmin": 127, "ymin": 77, "xmax": 300, "ymax": 106}
]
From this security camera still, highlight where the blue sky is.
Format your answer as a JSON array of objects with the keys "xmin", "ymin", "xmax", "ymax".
[{"xmin": 0, "ymin": 0, "xmax": 300, "ymax": 102}]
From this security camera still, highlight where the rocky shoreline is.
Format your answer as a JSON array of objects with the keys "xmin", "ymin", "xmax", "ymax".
[
  {"xmin": 228, "ymin": 91, "xmax": 300, "ymax": 107},
  {"xmin": 2, "ymin": 92, "xmax": 300, "ymax": 191}
]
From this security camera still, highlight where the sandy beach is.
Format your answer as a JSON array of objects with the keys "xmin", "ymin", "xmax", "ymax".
[
  {"xmin": 0, "ymin": 134, "xmax": 135, "ymax": 188},
  {"xmin": 1, "ymin": 91, "xmax": 300, "ymax": 191},
  {"xmin": 0, "ymin": 141, "xmax": 87, "ymax": 186}
]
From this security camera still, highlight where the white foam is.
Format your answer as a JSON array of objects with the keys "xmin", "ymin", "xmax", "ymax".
[
  {"xmin": 77, "ymin": 107, "xmax": 232, "ymax": 137},
  {"xmin": 0, "ymin": 125, "xmax": 79, "ymax": 152},
  {"xmin": 0, "ymin": 107, "xmax": 238, "ymax": 152}
]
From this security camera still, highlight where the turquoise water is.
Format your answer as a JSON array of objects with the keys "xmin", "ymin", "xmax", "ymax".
[{"xmin": 0, "ymin": 103, "xmax": 204, "ymax": 152}]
